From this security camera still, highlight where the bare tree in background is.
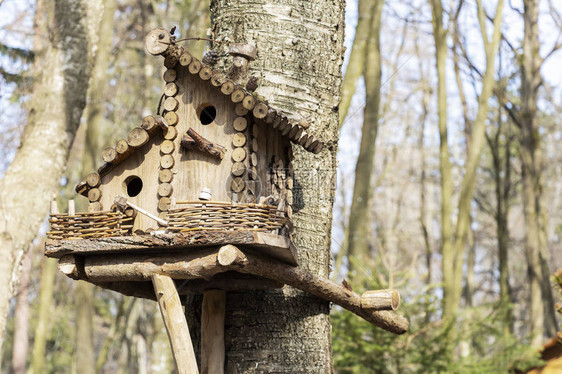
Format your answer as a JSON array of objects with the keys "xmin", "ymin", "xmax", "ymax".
[
  {"xmin": 0, "ymin": 0, "xmax": 92, "ymax": 360},
  {"xmin": 345, "ymin": 0, "xmax": 384, "ymax": 272}
]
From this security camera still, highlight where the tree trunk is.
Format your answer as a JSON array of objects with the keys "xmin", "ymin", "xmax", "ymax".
[
  {"xmin": 338, "ymin": 0, "xmax": 375, "ymax": 127},
  {"xmin": 488, "ymin": 106, "xmax": 514, "ymax": 334},
  {"xmin": 346, "ymin": 0, "xmax": 383, "ymax": 273},
  {"xmin": 74, "ymin": 0, "xmax": 115, "ymax": 371},
  {"xmin": 75, "ymin": 281, "xmax": 95, "ymax": 374},
  {"xmin": 11, "ymin": 249, "xmax": 32, "ymax": 374},
  {"xmin": 0, "ymin": 0, "xmax": 91, "ymax": 356},
  {"xmin": 520, "ymin": 0, "xmax": 558, "ymax": 346},
  {"xmin": 30, "ymin": 258, "xmax": 57, "ymax": 374},
  {"xmin": 198, "ymin": 0, "xmax": 345, "ymax": 371},
  {"xmin": 428, "ymin": 0, "xmax": 454, "ymax": 319},
  {"xmin": 450, "ymin": 0, "xmax": 505, "ymax": 318}
]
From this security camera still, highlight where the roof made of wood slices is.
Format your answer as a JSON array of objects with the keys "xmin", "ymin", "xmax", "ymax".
[
  {"xmin": 75, "ymin": 28, "xmax": 325, "ymax": 197},
  {"xmin": 145, "ymin": 27, "xmax": 324, "ymax": 154}
]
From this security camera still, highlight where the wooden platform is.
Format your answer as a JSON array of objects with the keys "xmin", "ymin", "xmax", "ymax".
[
  {"xmin": 45, "ymin": 230, "xmax": 298, "ymax": 265},
  {"xmin": 45, "ymin": 231, "xmax": 409, "ymax": 335}
]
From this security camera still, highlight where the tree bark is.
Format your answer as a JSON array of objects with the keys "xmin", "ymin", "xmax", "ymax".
[
  {"xmin": 30, "ymin": 258, "xmax": 57, "ymax": 374},
  {"xmin": 487, "ymin": 106, "xmax": 514, "ymax": 334},
  {"xmin": 11, "ymin": 249, "xmax": 32, "ymax": 374},
  {"xmin": 0, "ymin": 0, "xmax": 91, "ymax": 355},
  {"xmin": 520, "ymin": 0, "xmax": 558, "ymax": 345},
  {"xmin": 450, "ymin": 0, "xmax": 505, "ymax": 316},
  {"xmin": 428, "ymin": 0, "xmax": 454, "ymax": 319},
  {"xmin": 203, "ymin": 0, "xmax": 345, "ymax": 371},
  {"xmin": 74, "ymin": 0, "xmax": 115, "ymax": 371},
  {"xmin": 338, "ymin": 0, "xmax": 375, "ymax": 127},
  {"xmin": 346, "ymin": 0, "xmax": 384, "ymax": 273},
  {"xmin": 75, "ymin": 281, "xmax": 95, "ymax": 374}
]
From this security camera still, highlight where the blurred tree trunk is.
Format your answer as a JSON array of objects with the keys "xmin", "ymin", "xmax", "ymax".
[
  {"xmin": 75, "ymin": 1, "xmax": 115, "ymax": 372},
  {"xmin": 519, "ymin": 0, "xmax": 558, "ymax": 345},
  {"xmin": 182, "ymin": 0, "xmax": 210, "ymax": 59},
  {"xmin": 430, "ymin": 0, "xmax": 504, "ymax": 322},
  {"xmin": 346, "ymin": 0, "xmax": 383, "ymax": 273},
  {"xmin": 75, "ymin": 282, "xmax": 95, "ymax": 374},
  {"xmin": 150, "ymin": 315, "xmax": 172, "ymax": 373},
  {"xmin": 198, "ymin": 0, "xmax": 345, "ymax": 371},
  {"xmin": 31, "ymin": 259, "xmax": 57, "ymax": 374},
  {"xmin": 11, "ymin": 249, "xmax": 32, "ymax": 374},
  {"xmin": 338, "ymin": 0, "xmax": 375, "ymax": 127},
  {"xmin": 487, "ymin": 106, "xmax": 514, "ymax": 334},
  {"xmin": 428, "ymin": 0, "xmax": 454, "ymax": 318},
  {"xmin": 0, "ymin": 0, "xmax": 91, "ymax": 357},
  {"xmin": 450, "ymin": 0, "xmax": 504, "ymax": 316}
]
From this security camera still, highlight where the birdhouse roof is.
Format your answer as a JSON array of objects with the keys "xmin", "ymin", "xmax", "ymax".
[{"xmin": 76, "ymin": 29, "xmax": 325, "ymax": 197}]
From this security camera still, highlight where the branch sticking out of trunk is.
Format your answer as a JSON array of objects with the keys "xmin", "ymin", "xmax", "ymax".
[{"xmin": 181, "ymin": 128, "xmax": 226, "ymax": 160}]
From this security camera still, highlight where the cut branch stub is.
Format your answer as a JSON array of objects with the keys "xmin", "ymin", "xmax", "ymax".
[
  {"xmin": 181, "ymin": 128, "xmax": 226, "ymax": 160},
  {"xmin": 145, "ymin": 28, "xmax": 171, "ymax": 56},
  {"xmin": 360, "ymin": 289, "xmax": 400, "ymax": 311},
  {"xmin": 229, "ymin": 44, "xmax": 257, "ymax": 61},
  {"xmin": 102, "ymin": 147, "xmax": 117, "ymax": 163},
  {"xmin": 128, "ymin": 127, "xmax": 150, "ymax": 147},
  {"xmin": 86, "ymin": 173, "xmax": 101, "ymax": 188},
  {"xmin": 217, "ymin": 244, "xmax": 247, "ymax": 266}
]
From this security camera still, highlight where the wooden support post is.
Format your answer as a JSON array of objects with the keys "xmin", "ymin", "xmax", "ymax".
[
  {"xmin": 201, "ymin": 290, "xmax": 226, "ymax": 374},
  {"xmin": 151, "ymin": 274, "xmax": 199, "ymax": 374}
]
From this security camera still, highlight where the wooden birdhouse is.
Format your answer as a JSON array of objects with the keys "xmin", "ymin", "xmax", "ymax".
[{"xmin": 45, "ymin": 27, "xmax": 408, "ymax": 373}]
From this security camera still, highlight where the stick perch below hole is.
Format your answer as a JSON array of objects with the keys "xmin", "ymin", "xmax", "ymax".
[{"xmin": 114, "ymin": 195, "xmax": 168, "ymax": 226}]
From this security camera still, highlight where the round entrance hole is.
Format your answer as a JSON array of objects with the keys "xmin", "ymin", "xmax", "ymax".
[
  {"xmin": 199, "ymin": 105, "xmax": 216, "ymax": 125},
  {"xmin": 124, "ymin": 176, "xmax": 143, "ymax": 197}
]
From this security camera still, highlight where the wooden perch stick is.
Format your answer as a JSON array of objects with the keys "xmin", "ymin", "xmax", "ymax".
[
  {"xmin": 180, "ymin": 128, "xmax": 226, "ymax": 160},
  {"xmin": 152, "ymin": 274, "xmax": 199, "ymax": 374},
  {"xmin": 81, "ymin": 245, "xmax": 408, "ymax": 334},
  {"xmin": 114, "ymin": 195, "xmax": 168, "ymax": 226}
]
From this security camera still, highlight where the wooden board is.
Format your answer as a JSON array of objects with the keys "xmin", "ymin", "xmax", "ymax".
[
  {"xmin": 173, "ymin": 70, "xmax": 240, "ymax": 201},
  {"xmin": 45, "ymin": 231, "xmax": 298, "ymax": 265}
]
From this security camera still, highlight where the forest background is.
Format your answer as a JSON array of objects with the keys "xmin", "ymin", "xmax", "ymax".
[{"xmin": 0, "ymin": 0, "xmax": 561, "ymax": 373}]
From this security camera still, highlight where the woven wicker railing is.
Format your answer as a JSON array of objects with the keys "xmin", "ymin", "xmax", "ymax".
[
  {"xmin": 48, "ymin": 211, "xmax": 134, "ymax": 240},
  {"xmin": 167, "ymin": 201, "xmax": 285, "ymax": 232}
]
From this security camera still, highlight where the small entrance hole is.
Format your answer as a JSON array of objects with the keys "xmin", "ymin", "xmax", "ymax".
[
  {"xmin": 199, "ymin": 105, "xmax": 216, "ymax": 125},
  {"xmin": 124, "ymin": 176, "xmax": 143, "ymax": 197}
]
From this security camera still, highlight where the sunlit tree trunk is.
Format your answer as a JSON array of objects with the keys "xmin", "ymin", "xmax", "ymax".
[
  {"xmin": 31, "ymin": 258, "xmax": 57, "ymax": 374},
  {"xmin": 346, "ymin": 0, "xmax": 384, "ymax": 273},
  {"xmin": 74, "ymin": 1, "xmax": 115, "ymax": 371},
  {"xmin": 428, "ymin": 0, "xmax": 454, "ymax": 318},
  {"xmin": 338, "ymin": 0, "xmax": 375, "ymax": 127},
  {"xmin": 0, "ymin": 0, "xmax": 91, "ymax": 357},
  {"xmin": 488, "ymin": 107, "xmax": 514, "ymax": 334},
  {"xmin": 450, "ymin": 0, "xmax": 505, "ymax": 315},
  {"xmin": 520, "ymin": 0, "xmax": 558, "ymax": 345},
  {"xmin": 11, "ymin": 249, "xmax": 32, "ymax": 374}
]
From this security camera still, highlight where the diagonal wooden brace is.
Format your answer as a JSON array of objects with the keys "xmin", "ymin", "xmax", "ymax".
[{"xmin": 152, "ymin": 274, "xmax": 199, "ymax": 374}]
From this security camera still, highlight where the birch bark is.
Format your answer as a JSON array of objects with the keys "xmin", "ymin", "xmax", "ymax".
[{"xmin": 197, "ymin": 0, "xmax": 345, "ymax": 371}]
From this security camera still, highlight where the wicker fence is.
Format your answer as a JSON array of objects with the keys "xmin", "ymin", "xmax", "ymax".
[
  {"xmin": 47, "ymin": 211, "xmax": 134, "ymax": 240},
  {"xmin": 166, "ymin": 201, "xmax": 285, "ymax": 232}
]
